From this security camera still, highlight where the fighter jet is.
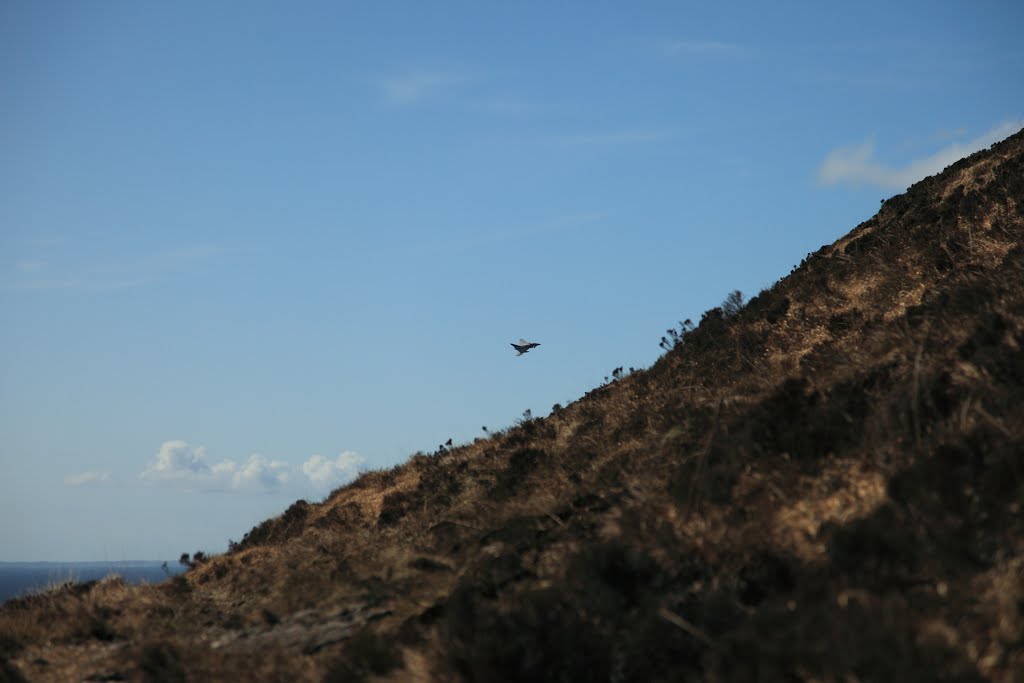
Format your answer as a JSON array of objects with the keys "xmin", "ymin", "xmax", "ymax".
[{"xmin": 511, "ymin": 339, "xmax": 541, "ymax": 356}]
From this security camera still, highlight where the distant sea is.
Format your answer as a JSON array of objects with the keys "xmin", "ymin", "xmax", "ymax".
[{"xmin": 0, "ymin": 561, "xmax": 185, "ymax": 604}]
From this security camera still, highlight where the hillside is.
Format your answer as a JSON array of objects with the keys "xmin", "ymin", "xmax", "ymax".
[{"xmin": 3, "ymin": 129, "xmax": 1023, "ymax": 682}]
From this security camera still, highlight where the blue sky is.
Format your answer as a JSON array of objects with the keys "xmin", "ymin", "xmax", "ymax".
[{"xmin": 2, "ymin": 1, "xmax": 1022, "ymax": 561}]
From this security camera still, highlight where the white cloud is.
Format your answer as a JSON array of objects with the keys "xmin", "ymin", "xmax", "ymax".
[
  {"xmin": 140, "ymin": 440, "xmax": 208, "ymax": 481},
  {"xmin": 302, "ymin": 451, "xmax": 363, "ymax": 490},
  {"xmin": 138, "ymin": 441, "xmax": 361, "ymax": 493},
  {"xmin": 818, "ymin": 120, "xmax": 1024, "ymax": 190},
  {"xmin": 140, "ymin": 440, "xmax": 290, "ymax": 492},
  {"xmin": 381, "ymin": 70, "xmax": 475, "ymax": 105},
  {"xmin": 64, "ymin": 471, "xmax": 112, "ymax": 487},
  {"xmin": 214, "ymin": 454, "xmax": 291, "ymax": 492}
]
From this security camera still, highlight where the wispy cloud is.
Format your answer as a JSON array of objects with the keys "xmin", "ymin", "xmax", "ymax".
[
  {"xmin": 2, "ymin": 245, "xmax": 217, "ymax": 292},
  {"xmin": 380, "ymin": 69, "xmax": 477, "ymax": 105},
  {"xmin": 473, "ymin": 92, "xmax": 537, "ymax": 116},
  {"xmin": 64, "ymin": 471, "xmax": 113, "ymax": 487},
  {"xmin": 28, "ymin": 237, "xmax": 67, "ymax": 248},
  {"xmin": 664, "ymin": 39, "xmax": 747, "ymax": 58},
  {"xmin": 445, "ymin": 211, "xmax": 606, "ymax": 253},
  {"xmin": 156, "ymin": 246, "xmax": 219, "ymax": 266},
  {"xmin": 378, "ymin": 66, "xmax": 542, "ymax": 116},
  {"xmin": 818, "ymin": 120, "xmax": 1024, "ymax": 190},
  {"xmin": 2, "ymin": 274, "xmax": 152, "ymax": 292},
  {"xmin": 138, "ymin": 440, "xmax": 363, "ymax": 494},
  {"xmin": 16, "ymin": 260, "xmax": 47, "ymax": 273},
  {"xmin": 555, "ymin": 128, "xmax": 675, "ymax": 147}
]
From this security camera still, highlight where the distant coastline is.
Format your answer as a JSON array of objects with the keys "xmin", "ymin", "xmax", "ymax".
[{"xmin": 0, "ymin": 561, "xmax": 185, "ymax": 604}]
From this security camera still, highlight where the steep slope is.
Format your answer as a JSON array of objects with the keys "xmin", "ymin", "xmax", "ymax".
[{"xmin": 3, "ymin": 129, "xmax": 1023, "ymax": 682}]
